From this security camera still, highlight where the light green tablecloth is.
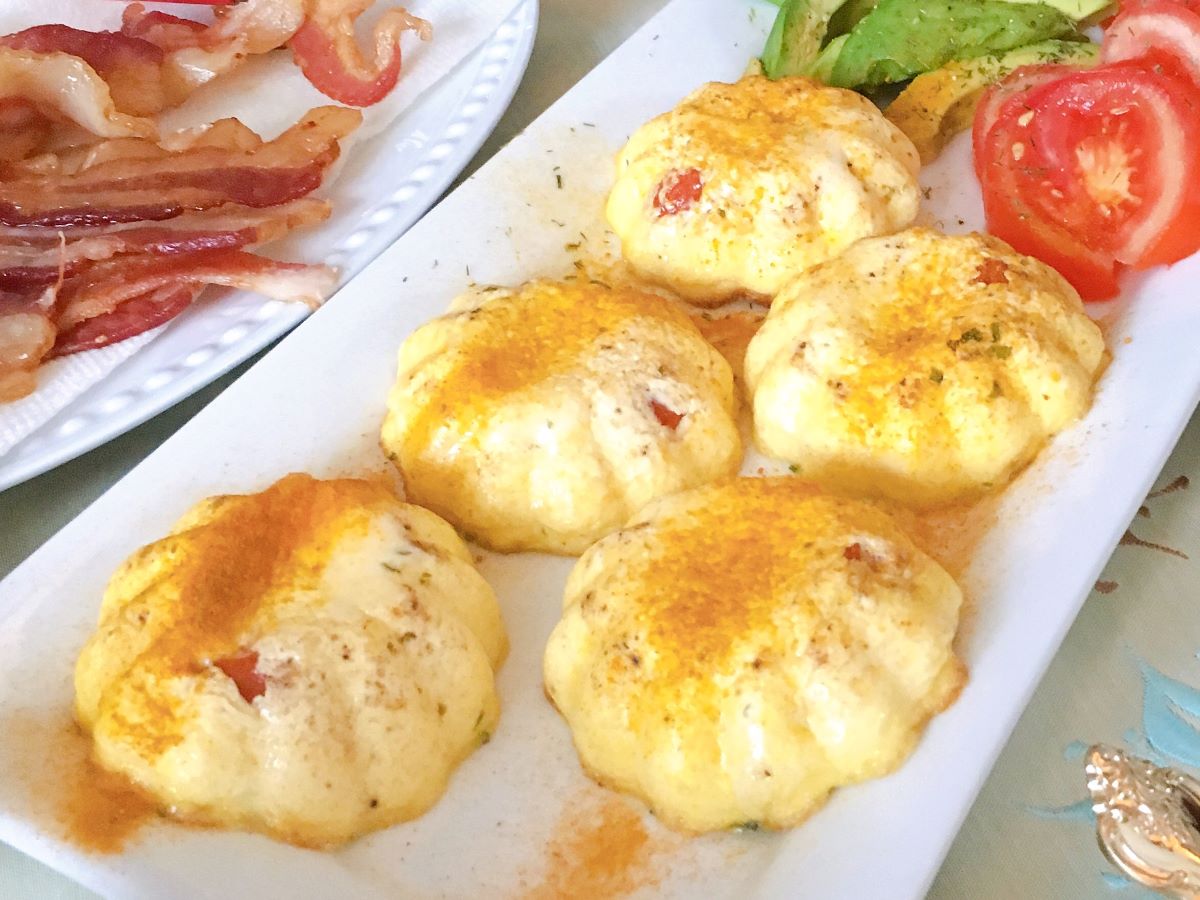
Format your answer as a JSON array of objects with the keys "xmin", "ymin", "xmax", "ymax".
[{"xmin": 1, "ymin": 1, "xmax": 1193, "ymax": 897}]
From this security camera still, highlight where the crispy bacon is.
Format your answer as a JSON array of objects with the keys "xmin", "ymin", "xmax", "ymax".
[
  {"xmin": 0, "ymin": 100, "xmax": 50, "ymax": 163},
  {"xmin": 121, "ymin": 1, "xmax": 428, "ymax": 107},
  {"xmin": 124, "ymin": 1, "xmax": 303, "ymax": 53},
  {"xmin": 0, "ymin": 199, "xmax": 330, "ymax": 288},
  {"xmin": 122, "ymin": 0, "xmax": 306, "ymax": 95},
  {"xmin": 0, "ymin": 47, "xmax": 156, "ymax": 141},
  {"xmin": 0, "ymin": 286, "xmax": 57, "ymax": 402},
  {"xmin": 49, "ymin": 284, "xmax": 200, "ymax": 359},
  {"xmin": 0, "ymin": 107, "xmax": 360, "ymax": 227},
  {"xmin": 0, "ymin": 25, "xmax": 168, "ymax": 117},
  {"xmin": 0, "ymin": 23, "xmax": 364, "ymax": 402},
  {"xmin": 120, "ymin": 9, "xmax": 208, "ymax": 47},
  {"xmin": 4, "ymin": 119, "xmax": 268, "ymax": 181},
  {"xmin": 290, "ymin": 1, "xmax": 430, "ymax": 106},
  {"xmin": 55, "ymin": 249, "xmax": 336, "ymax": 331}
]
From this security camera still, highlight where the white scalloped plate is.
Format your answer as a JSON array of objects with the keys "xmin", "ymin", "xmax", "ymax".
[{"xmin": 0, "ymin": 0, "xmax": 538, "ymax": 493}]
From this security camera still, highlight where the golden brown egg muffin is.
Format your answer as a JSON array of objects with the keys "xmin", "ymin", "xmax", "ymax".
[
  {"xmin": 381, "ymin": 280, "xmax": 742, "ymax": 555},
  {"xmin": 745, "ymin": 228, "xmax": 1106, "ymax": 506},
  {"xmin": 606, "ymin": 75, "xmax": 921, "ymax": 304},
  {"xmin": 543, "ymin": 477, "xmax": 964, "ymax": 833},
  {"xmin": 75, "ymin": 474, "xmax": 506, "ymax": 848}
]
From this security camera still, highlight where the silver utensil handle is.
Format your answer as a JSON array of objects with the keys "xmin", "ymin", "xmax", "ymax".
[{"xmin": 1087, "ymin": 744, "xmax": 1200, "ymax": 898}]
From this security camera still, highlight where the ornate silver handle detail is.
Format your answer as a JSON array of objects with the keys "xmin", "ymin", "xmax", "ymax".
[{"xmin": 1086, "ymin": 744, "xmax": 1200, "ymax": 898}]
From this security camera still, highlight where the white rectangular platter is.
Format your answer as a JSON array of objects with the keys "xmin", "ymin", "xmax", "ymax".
[{"xmin": 2, "ymin": 1, "xmax": 1198, "ymax": 897}]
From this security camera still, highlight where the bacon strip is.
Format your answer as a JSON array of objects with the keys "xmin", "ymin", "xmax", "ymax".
[
  {"xmin": 122, "ymin": 0, "xmax": 306, "ymax": 95},
  {"xmin": 55, "ymin": 249, "xmax": 336, "ymax": 331},
  {"xmin": 49, "ymin": 284, "xmax": 201, "ymax": 359},
  {"xmin": 3, "ymin": 119, "xmax": 267, "ymax": 181},
  {"xmin": 0, "ymin": 48, "xmax": 156, "ymax": 141},
  {"xmin": 0, "ymin": 286, "xmax": 56, "ymax": 402},
  {"xmin": 0, "ymin": 199, "xmax": 331, "ymax": 288},
  {"xmin": 120, "ymin": 10, "xmax": 208, "ymax": 47},
  {"xmin": 290, "ymin": 1, "xmax": 430, "ymax": 106},
  {"xmin": 0, "ymin": 26, "xmax": 169, "ymax": 117},
  {"xmin": 0, "ymin": 100, "xmax": 50, "ymax": 163},
  {"xmin": 124, "ymin": 0, "xmax": 430, "ymax": 107},
  {"xmin": 0, "ymin": 107, "xmax": 360, "ymax": 227}
]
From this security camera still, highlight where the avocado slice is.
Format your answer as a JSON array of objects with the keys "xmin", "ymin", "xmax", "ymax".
[
  {"xmin": 762, "ymin": 0, "xmax": 850, "ymax": 78},
  {"xmin": 826, "ymin": 0, "xmax": 1082, "ymax": 89}
]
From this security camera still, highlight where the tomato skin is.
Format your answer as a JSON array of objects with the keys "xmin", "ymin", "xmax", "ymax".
[{"xmin": 1105, "ymin": 1, "xmax": 1200, "ymax": 86}]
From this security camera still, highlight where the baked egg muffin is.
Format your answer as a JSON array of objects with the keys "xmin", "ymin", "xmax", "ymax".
[
  {"xmin": 744, "ymin": 228, "xmax": 1106, "ymax": 507},
  {"xmin": 381, "ymin": 279, "xmax": 742, "ymax": 555},
  {"xmin": 543, "ymin": 477, "xmax": 965, "ymax": 833},
  {"xmin": 74, "ymin": 474, "xmax": 506, "ymax": 848},
  {"xmin": 605, "ymin": 75, "xmax": 921, "ymax": 304}
]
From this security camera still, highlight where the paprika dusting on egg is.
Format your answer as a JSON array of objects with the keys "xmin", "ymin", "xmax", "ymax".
[
  {"xmin": 400, "ymin": 281, "xmax": 694, "ymax": 458},
  {"xmin": 99, "ymin": 474, "xmax": 392, "ymax": 760}
]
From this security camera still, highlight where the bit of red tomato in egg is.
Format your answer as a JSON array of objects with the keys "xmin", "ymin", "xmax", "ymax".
[
  {"xmin": 653, "ymin": 168, "xmax": 703, "ymax": 217},
  {"xmin": 214, "ymin": 651, "xmax": 267, "ymax": 703},
  {"xmin": 650, "ymin": 399, "xmax": 684, "ymax": 430}
]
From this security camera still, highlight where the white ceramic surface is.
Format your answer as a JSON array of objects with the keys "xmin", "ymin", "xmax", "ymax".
[
  {"xmin": 0, "ymin": 0, "xmax": 539, "ymax": 493},
  {"xmin": 0, "ymin": 0, "xmax": 1194, "ymax": 897}
]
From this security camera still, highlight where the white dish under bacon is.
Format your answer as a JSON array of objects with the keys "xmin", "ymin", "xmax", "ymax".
[{"xmin": 0, "ymin": 0, "xmax": 431, "ymax": 403}]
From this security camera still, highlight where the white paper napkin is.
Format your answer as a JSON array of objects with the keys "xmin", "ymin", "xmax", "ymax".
[{"xmin": 0, "ymin": 0, "xmax": 522, "ymax": 458}]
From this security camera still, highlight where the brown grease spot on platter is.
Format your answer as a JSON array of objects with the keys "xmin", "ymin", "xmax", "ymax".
[
  {"xmin": 0, "ymin": 709, "xmax": 159, "ymax": 854},
  {"xmin": 1094, "ymin": 580, "xmax": 1119, "ymax": 595},
  {"xmin": 520, "ymin": 791, "xmax": 673, "ymax": 899}
]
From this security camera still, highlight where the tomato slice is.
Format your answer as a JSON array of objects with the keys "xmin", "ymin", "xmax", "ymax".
[
  {"xmin": 976, "ymin": 61, "xmax": 1200, "ymax": 299},
  {"xmin": 973, "ymin": 65, "xmax": 1076, "ymax": 179},
  {"xmin": 1105, "ymin": 1, "xmax": 1200, "ymax": 86},
  {"xmin": 981, "ymin": 173, "xmax": 1122, "ymax": 299}
]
